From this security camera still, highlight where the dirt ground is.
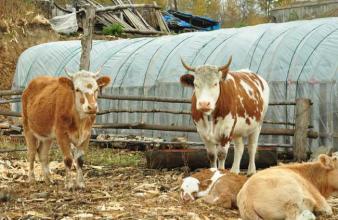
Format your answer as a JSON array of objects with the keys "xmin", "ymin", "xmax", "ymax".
[
  {"xmin": 1, "ymin": 142, "xmax": 338, "ymax": 220},
  {"xmin": 0, "ymin": 148, "xmax": 239, "ymax": 220}
]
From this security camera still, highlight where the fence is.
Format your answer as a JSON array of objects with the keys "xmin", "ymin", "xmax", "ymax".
[{"xmin": 0, "ymin": 88, "xmax": 317, "ymax": 161}]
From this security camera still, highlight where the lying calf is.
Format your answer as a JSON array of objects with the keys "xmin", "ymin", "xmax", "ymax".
[
  {"xmin": 237, "ymin": 154, "xmax": 338, "ymax": 220},
  {"xmin": 181, "ymin": 168, "xmax": 247, "ymax": 208}
]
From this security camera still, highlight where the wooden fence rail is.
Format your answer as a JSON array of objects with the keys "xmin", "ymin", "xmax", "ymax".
[
  {"xmin": 0, "ymin": 89, "xmax": 301, "ymax": 105},
  {"xmin": 92, "ymin": 122, "xmax": 318, "ymax": 139}
]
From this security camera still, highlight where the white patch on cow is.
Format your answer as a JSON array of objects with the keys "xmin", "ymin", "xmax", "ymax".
[
  {"xmin": 196, "ymin": 113, "xmax": 234, "ymax": 145},
  {"xmin": 181, "ymin": 177, "xmax": 200, "ymax": 200},
  {"xmin": 71, "ymin": 71, "xmax": 99, "ymax": 115},
  {"xmin": 197, "ymin": 170, "xmax": 224, "ymax": 197},
  {"xmin": 240, "ymin": 80, "xmax": 255, "ymax": 100},
  {"xmin": 209, "ymin": 168, "xmax": 218, "ymax": 172}
]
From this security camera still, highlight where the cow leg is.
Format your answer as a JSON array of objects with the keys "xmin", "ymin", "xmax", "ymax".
[
  {"xmin": 231, "ymin": 137, "xmax": 244, "ymax": 174},
  {"xmin": 247, "ymin": 127, "xmax": 261, "ymax": 175},
  {"xmin": 313, "ymin": 198, "xmax": 333, "ymax": 216},
  {"xmin": 38, "ymin": 139, "xmax": 52, "ymax": 184},
  {"xmin": 25, "ymin": 130, "xmax": 38, "ymax": 183},
  {"xmin": 217, "ymin": 144, "xmax": 229, "ymax": 169},
  {"xmin": 204, "ymin": 141, "xmax": 217, "ymax": 168},
  {"xmin": 73, "ymin": 139, "xmax": 88, "ymax": 189},
  {"xmin": 56, "ymin": 133, "xmax": 74, "ymax": 190}
]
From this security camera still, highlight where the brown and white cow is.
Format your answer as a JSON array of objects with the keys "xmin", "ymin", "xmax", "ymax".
[
  {"xmin": 237, "ymin": 154, "xmax": 338, "ymax": 220},
  {"xmin": 22, "ymin": 70, "xmax": 110, "ymax": 189},
  {"xmin": 180, "ymin": 57, "xmax": 269, "ymax": 174},
  {"xmin": 181, "ymin": 168, "xmax": 247, "ymax": 208}
]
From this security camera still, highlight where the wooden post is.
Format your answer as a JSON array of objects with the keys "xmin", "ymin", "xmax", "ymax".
[
  {"xmin": 174, "ymin": 0, "xmax": 178, "ymax": 11},
  {"xmin": 294, "ymin": 98, "xmax": 311, "ymax": 161},
  {"xmin": 80, "ymin": 5, "xmax": 95, "ymax": 71}
]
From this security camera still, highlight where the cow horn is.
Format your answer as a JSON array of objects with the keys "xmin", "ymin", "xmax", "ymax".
[
  {"xmin": 218, "ymin": 56, "xmax": 232, "ymax": 72},
  {"xmin": 94, "ymin": 65, "xmax": 103, "ymax": 76},
  {"xmin": 181, "ymin": 58, "xmax": 195, "ymax": 72},
  {"xmin": 64, "ymin": 68, "xmax": 73, "ymax": 78}
]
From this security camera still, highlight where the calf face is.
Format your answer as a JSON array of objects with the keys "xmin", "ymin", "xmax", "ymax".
[
  {"xmin": 320, "ymin": 154, "xmax": 338, "ymax": 189},
  {"xmin": 180, "ymin": 57, "xmax": 232, "ymax": 115},
  {"xmin": 180, "ymin": 177, "xmax": 200, "ymax": 201},
  {"xmin": 65, "ymin": 70, "xmax": 110, "ymax": 115}
]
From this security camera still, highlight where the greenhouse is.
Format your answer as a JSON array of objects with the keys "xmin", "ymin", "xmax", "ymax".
[{"xmin": 13, "ymin": 17, "xmax": 338, "ymax": 151}]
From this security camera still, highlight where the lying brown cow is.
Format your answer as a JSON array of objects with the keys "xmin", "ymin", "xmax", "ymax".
[
  {"xmin": 237, "ymin": 154, "xmax": 338, "ymax": 220},
  {"xmin": 181, "ymin": 168, "xmax": 247, "ymax": 208},
  {"xmin": 22, "ymin": 70, "xmax": 110, "ymax": 189}
]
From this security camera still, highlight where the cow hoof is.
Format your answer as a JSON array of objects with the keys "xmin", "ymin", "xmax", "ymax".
[
  {"xmin": 44, "ymin": 177, "xmax": 51, "ymax": 184},
  {"xmin": 230, "ymin": 168, "xmax": 240, "ymax": 174},
  {"xmin": 65, "ymin": 180, "xmax": 75, "ymax": 190},
  {"xmin": 315, "ymin": 205, "xmax": 333, "ymax": 216},
  {"xmin": 76, "ymin": 181, "xmax": 86, "ymax": 189},
  {"xmin": 28, "ymin": 174, "xmax": 36, "ymax": 183},
  {"xmin": 247, "ymin": 170, "xmax": 256, "ymax": 176},
  {"xmin": 322, "ymin": 206, "xmax": 333, "ymax": 216}
]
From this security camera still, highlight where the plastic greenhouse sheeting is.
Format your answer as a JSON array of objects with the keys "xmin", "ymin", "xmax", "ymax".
[{"xmin": 12, "ymin": 17, "xmax": 338, "ymax": 150}]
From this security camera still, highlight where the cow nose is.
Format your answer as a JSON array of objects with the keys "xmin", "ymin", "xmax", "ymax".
[
  {"xmin": 87, "ymin": 105, "xmax": 97, "ymax": 113},
  {"xmin": 198, "ymin": 101, "xmax": 211, "ymax": 109}
]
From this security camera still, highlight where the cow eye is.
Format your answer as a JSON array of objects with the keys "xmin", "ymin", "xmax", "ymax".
[
  {"xmin": 75, "ymin": 89, "xmax": 80, "ymax": 92},
  {"xmin": 213, "ymin": 83, "xmax": 217, "ymax": 87}
]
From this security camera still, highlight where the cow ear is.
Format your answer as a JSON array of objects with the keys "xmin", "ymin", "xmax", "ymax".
[
  {"xmin": 59, "ymin": 77, "xmax": 74, "ymax": 90},
  {"xmin": 97, "ymin": 76, "xmax": 111, "ymax": 88},
  {"xmin": 180, "ymin": 74, "xmax": 194, "ymax": 87},
  {"xmin": 221, "ymin": 68, "xmax": 229, "ymax": 80},
  {"xmin": 319, "ymin": 154, "xmax": 334, "ymax": 170}
]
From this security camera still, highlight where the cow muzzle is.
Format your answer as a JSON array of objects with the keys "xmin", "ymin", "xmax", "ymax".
[
  {"xmin": 197, "ymin": 101, "xmax": 212, "ymax": 113},
  {"xmin": 181, "ymin": 191, "xmax": 196, "ymax": 202},
  {"xmin": 85, "ymin": 105, "xmax": 97, "ymax": 114}
]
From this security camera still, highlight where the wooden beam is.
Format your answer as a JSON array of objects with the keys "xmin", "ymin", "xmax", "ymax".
[
  {"xmin": 98, "ymin": 94, "xmax": 191, "ymax": 103},
  {"xmin": 123, "ymin": 28, "xmax": 166, "ymax": 35},
  {"xmin": 0, "ymin": 90, "xmax": 311, "ymax": 106},
  {"xmin": 0, "ymin": 98, "xmax": 21, "ymax": 104},
  {"xmin": 80, "ymin": 5, "xmax": 96, "ymax": 71},
  {"xmin": 0, "ymin": 90, "xmax": 23, "ymax": 96},
  {"xmin": 95, "ymin": 4, "xmax": 161, "ymax": 13},
  {"xmin": 92, "ymin": 122, "xmax": 318, "ymax": 138},
  {"xmin": 294, "ymin": 98, "xmax": 311, "ymax": 161},
  {"xmin": 97, "ymin": 108, "xmax": 191, "ymax": 115},
  {"xmin": 0, "ymin": 111, "xmax": 21, "ymax": 117}
]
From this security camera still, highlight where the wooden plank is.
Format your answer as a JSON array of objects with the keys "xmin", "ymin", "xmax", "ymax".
[
  {"xmin": 113, "ymin": 0, "xmax": 148, "ymax": 31},
  {"xmin": 94, "ymin": 4, "xmax": 162, "ymax": 13},
  {"xmin": 153, "ymin": 1, "xmax": 169, "ymax": 33},
  {"xmin": 123, "ymin": 0, "xmax": 155, "ymax": 31},
  {"xmin": 123, "ymin": 28, "xmax": 165, "ymax": 35},
  {"xmin": 0, "ymin": 90, "xmax": 23, "ymax": 96},
  {"xmin": 0, "ymin": 111, "xmax": 21, "ymax": 117},
  {"xmin": 294, "ymin": 98, "xmax": 311, "ymax": 161}
]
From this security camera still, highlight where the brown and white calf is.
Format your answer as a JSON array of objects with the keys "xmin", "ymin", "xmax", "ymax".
[
  {"xmin": 181, "ymin": 168, "xmax": 247, "ymax": 208},
  {"xmin": 180, "ymin": 57, "xmax": 269, "ymax": 174},
  {"xmin": 22, "ymin": 70, "xmax": 110, "ymax": 189},
  {"xmin": 237, "ymin": 154, "xmax": 338, "ymax": 220}
]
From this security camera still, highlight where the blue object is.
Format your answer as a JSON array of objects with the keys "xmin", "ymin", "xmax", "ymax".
[{"xmin": 163, "ymin": 10, "xmax": 220, "ymax": 31}]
